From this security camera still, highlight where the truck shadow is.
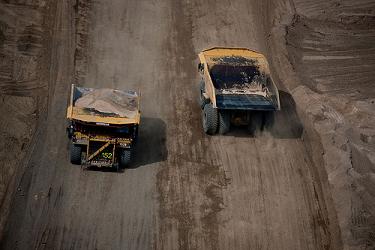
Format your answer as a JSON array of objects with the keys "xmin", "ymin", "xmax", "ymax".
[
  {"xmin": 226, "ymin": 91, "xmax": 304, "ymax": 139},
  {"xmin": 130, "ymin": 117, "xmax": 168, "ymax": 168}
]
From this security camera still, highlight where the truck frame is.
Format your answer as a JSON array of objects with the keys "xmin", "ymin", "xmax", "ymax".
[
  {"xmin": 198, "ymin": 47, "xmax": 281, "ymax": 134},
  {"xmin": 66, "ymin": 84, "xmax": 140, "ymax": 170}
]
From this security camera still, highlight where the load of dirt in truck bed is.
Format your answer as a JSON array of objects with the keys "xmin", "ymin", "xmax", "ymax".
[
  {"xmin": 211, "ymin": 56, "xmax": 257, "ymax": 66},
  {"xmin": 210, "ymin": 64, "xmax": 271, "ymax": 97},
  {"xmin": 208, "ymin": 54, "xmax": 274, "ymax": 96},
  {"xmin": 75, "ymin": 88, "xmax": 138, "ymax": 118}
]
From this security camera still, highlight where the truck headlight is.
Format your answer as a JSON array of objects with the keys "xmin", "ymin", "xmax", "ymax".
[{"xmin": 119, "ymin": 143, "xmax": 130, "ymax": 148}]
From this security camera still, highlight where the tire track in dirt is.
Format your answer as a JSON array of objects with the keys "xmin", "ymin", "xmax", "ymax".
[
  {"xmin": 155, "ymin": 1, "xmax": 230, "ymax": 249},
  {"xmin": 1, "ymin": 0, "xmax": 77, "ymax": 248},
  {"xmin": 1, "ymin": 0, "xmax": 351, "ymax": 249}
]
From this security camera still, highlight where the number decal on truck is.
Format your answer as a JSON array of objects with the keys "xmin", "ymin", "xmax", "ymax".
[{"xmin": 102, "ymin": 152, "xmax": 113, "ymax": 159}]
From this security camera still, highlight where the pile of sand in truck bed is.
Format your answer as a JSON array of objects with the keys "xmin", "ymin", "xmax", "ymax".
[{"xmin": 75, "ymin": 88, "xmax": 138, "ymax": 118}]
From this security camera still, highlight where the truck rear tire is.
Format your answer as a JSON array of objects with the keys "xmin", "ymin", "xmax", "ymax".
[
  {"xmin": 119, "ymin": 149, "xmax": 132, "ymax": 168},
  {"xmin": 248, "ymin": 112, "xmax": 263, "ymax": 135},
  {"xmin": 263, "ymin": 111, "xmax": 275, "ymax": 130},
  {"xmin": 202, "ymin": 103, "xmax": 218, "ymax": 135},
  {"xmin": 218, "ymin": 110, "xmax": 231, "ymax": 134},
  {"xmin": 70, "ymin": 143, "xmax": 82, "ymax": 165}
]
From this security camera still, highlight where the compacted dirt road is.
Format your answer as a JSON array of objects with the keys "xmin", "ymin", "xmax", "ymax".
[{"xmin": 1, "ymin": 1, "xmax": 341, "ymax": 249}]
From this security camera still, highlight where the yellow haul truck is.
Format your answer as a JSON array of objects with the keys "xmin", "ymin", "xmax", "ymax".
[
  {"xmin": 66, "ymin": 84, "xmax": 140, "ymax": 170},
  {"xmin": 198, "ymin": 47, "xmax": 280, "ymax": 135}
]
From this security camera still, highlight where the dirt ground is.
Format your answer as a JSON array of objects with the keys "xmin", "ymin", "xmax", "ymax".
[
  {"xmin": 0, "ymin": 0, "xmax": 374, "ymax": 249},
  {"xmin": 251, "ymin": 1, "xmax": 375, "ymax": 248},
  {"xmin": 0, "ymin": 0, "xmax": 54, "ymax": 238}
]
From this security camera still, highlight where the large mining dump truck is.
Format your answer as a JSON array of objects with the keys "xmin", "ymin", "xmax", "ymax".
[
  {"xmin": 66, "ymin": 84, "xmax": 140, "ymax": 170},
  {"xmin": 198, "ymin": 47, "xmax": 281, "ymax": 135}
]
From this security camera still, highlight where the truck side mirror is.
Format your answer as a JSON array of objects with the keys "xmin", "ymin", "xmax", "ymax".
[{"xmin": 198, "ymin": 63, "xmax": 204, "ymax": 73}]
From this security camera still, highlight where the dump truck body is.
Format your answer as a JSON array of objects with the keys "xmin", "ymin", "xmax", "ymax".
[
  {"xmin": 66, "ymin": 84, "xmax": 140, "ymax": 170},
  {"xmin": 198, "ymin": 47, "xmax": 280, "ymax": 134}
]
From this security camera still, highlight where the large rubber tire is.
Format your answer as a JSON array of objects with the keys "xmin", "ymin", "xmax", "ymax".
[
  {"xmin": 248, "ymin": 112, "xmax": 263, "ymax": 135},
  {"xmin": 202, "ymin": 103, "xmax": 218, "ymax": 135},
  {"xmin": 263, "ymin": 111, "xmax": 275, "ymax": 130},
  {"xmin": 199, "ymin": 80, "xmax": 209, "ymax": 109},
  {"xmin": 119, "ymin": 149, "xmax": 132, "ymax": 169},
  {"xmin": 70, "ymin": 143, "xmax": 82, "ymax": 165},
  {"xmin": 133, "ymin": 125, "xmax": 139, "ymax": 145},
  {"xmin": 218, "ymin": 110, "xmax": 231, "ymax": 135}
]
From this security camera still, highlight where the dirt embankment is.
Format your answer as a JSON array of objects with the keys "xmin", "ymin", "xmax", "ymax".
[
  {"xmin": 0, "ymin": 0, "xmax": 55, "ymax": 236},
  {"xmin": 0, "ymin": 0, "xmax": 373, "ymax": 249},
  {"xmin": 251, "ymin": 0, "xmax": 375, "ymax": 249},
  {"xmin": 0, "ymin": 0, "xmax": 91, "ymax": 239}
]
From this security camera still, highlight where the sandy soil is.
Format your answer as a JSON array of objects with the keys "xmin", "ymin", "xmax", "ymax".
[
  {"xmin": 250, "ymin": 1, "xmax": 375, "ymax": 248},
  {"xmin": 0, "ymin": 0, "xmax": 55, "ymax": 237},
  {"xmin": 0, "ymin": 0, "xmax": 374, "ymax": 249}
]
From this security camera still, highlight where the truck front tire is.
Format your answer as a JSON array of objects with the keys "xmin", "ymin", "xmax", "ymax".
[
  {"xmin": 202, "ymin": 103, "xmax": 218, "ymax": 135},
  {"xmin": 70, "ymin": 143, "xmax": 82, "ymax": 165}
]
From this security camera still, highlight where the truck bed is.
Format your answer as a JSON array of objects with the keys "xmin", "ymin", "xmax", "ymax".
[
  {"xmin": 67, "ymin": 85, "xmax": 141, "ymax": 125},
  {"xmin": 198, "ymin": 47, "xmax": 281, "ymax": 111}
]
